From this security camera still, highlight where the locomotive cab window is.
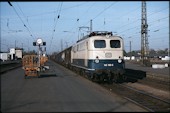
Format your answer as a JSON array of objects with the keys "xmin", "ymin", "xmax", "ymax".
[
  {"xmin": 94, "ymin": 40, "xmax": 106, "ymax": 48},
  {"xmin": 110, "ymin": 40, "xmax": 121, "ymax": 48}
]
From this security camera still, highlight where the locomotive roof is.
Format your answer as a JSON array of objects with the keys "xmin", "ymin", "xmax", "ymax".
[
  {"xmin": 56, "ymin": 31, "xmax": 122, "ymax": 54},
  {"xmin": 77, "ymin": 31, "xmax": 113, "ymax": 43}
]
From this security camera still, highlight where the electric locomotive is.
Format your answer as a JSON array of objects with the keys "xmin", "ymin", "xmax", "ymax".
[
  {"xmin": 52, "ymin": 31, "xmax": 126, "ymax": 83},
  {"xmin": 71, "ymin": 31, "xmax": 125, "ymax": 83}
]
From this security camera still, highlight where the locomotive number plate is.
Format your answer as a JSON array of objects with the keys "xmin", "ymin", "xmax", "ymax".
[{"xmin": 104, "ymin": 64, "xmax": 114, "ymax": 66}]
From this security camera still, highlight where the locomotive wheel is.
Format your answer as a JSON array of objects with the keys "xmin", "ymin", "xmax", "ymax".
[
  {"xmin": 93, "ymin": 74, "xmax": 99, "ymax": 82},
  {"xmin": 80, "ymin": 70, "xmax": 85, "ymax": 77},
  {"xmin": 82, "ymin": 70, "xmax": 85, "ymax": 77},
  {"xmin": 85, "ymin": 72, "xmax": 91, "ymax": 79},
  {"xmin": 99, "ymin": 75, "xmax": 104, "ymax": 83},
  {"xmin": 78, "ymin": 69, "xmax": 81, "ymax": 75},
  {"xmin": 88, "ymin": 74, "xmax": 94, "ymax": 82},
  {"xmin": 122, "ymin": 75, "xmax": 127, "ymax": 81},
  {"xmin": 107, "ymin": 76, "xmax": 113, "ymax": 84},
  {"xmin": 113, "ymin": 74, "xmax": 120, "ymax": 83},
  {"xmin": 106, "ymin": 73, "xmax": 113, "ymax": 84}
]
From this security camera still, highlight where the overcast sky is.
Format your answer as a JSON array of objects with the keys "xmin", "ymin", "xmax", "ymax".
[{"xmin": 0, "ymin": 1, "xmax": 169, "ymax": 54}]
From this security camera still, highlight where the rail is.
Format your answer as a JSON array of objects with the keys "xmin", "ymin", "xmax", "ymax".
[
  {"xmin": 0, "ymin": 60, "xmax": 22, "ymax": 74},
  {"xmin": 102, "ymin": 83, "xmax": 170, "ymax": 112}
]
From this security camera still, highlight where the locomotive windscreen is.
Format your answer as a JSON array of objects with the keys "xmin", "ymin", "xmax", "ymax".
[
  {"xmin": 110, "ymin": 40, "xmax": 121, "ymax": 48},
  {"xmin": 94, "ymin": 40, "xmax": 106, "ymax": 48}
]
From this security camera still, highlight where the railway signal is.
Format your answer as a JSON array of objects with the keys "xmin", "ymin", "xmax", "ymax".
[
  {"xmin": 33, "ymin": 38, "xmax": 46, "ymax": 46},
  {"xmin": 33, "ymin": 38, "xmax": 46, "ymax": 69}
]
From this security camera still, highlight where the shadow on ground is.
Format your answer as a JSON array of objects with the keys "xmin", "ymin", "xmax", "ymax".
[{"xmin": 39, "ymin": 73, "xmax": 57, "ymax": 78}]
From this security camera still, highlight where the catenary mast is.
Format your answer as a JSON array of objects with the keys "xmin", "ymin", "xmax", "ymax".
[{"xmin": 141, "ymin": 1, "xmax": 149, "ymax": 65}]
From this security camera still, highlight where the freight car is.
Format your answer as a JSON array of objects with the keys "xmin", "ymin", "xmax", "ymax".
[
  {"xmin": 54, "ymin": 46, "xmax": 72, "ymax": 68},
  {"xmin": 52, "ymin": 31, "xmax": 126, "ymax": 83}
]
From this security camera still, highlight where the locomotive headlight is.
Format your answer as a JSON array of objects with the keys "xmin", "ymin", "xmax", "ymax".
[
  {"xmin": 118, "ymin": 56, "xmax": 122, "ymax": 63},
  {"xmin": 118, "ymin": 59, "xmax": 122, "ymax": 63},
  {"xmin": 95, "ymin": 56, "xmax": 99, "ymax": 63},
  {"xmin": 95, "ymin": 59, "xmax": 99, "ymax": 63}
]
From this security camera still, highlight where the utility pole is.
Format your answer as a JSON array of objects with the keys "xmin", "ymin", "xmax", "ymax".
[
  {"xmin": 15, "ymin": 40, "xmax": 17, "ymax": 48},
  {"xmin": 90, "ymin": 19, "xmax": 93, "ymax": 33},
  {"xmin": 141, "ymin": 1, "xmax": 149, "ymax": 65},
  {"xmin": 65, "ymin": 41, "xmax": 68, "ymax": 48},
  {"xmin": 22, "ymin": 43, "xmax": 23, "ymax": 49},
  {"xmin": 128, "ymin": 37, "xmax": 132, "ymax": 60},
  {"xmin": 130, "ymin": 41, "xmax": 131, "ymax": 60},
  {"xmin": 61, "ymin": 39, "xmax": 63, "ymax": 51},
  {"xmin": 28, "ymin": 39, "xmax": 30, "ymax": 52}
]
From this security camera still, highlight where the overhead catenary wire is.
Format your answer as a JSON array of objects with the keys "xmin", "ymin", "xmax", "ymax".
[
  {"xmin": 114, "ymin": 6, "xmax": 169, "ymax": 33},
  {"xmin": 52, "ymin": 2, "xmax": 95, "ymax": 50},
  {"xmin": 118, "ymin": 15, "xmax": 169, "ymax": 46},
  {"xmin": 16, "ymin": 2, "xmax": 36, "ymax": 39},
  {"xmin": 49, "ymin": 2, "xmax": 63, "ymax": 53},
  {"xmin": 65, "ymin": 1, "xmax": 118, "ymax": 42},
  {"xmin": 92, "ymin": 2, "xmax": 117, "ymax": 20},
  {"xmin": 86, "ymin": 2, "xmax": 118, "ymax": 26},
  {"xmin": 115, "ymin": 8, "xmax": 169, "ymax": 38},
  {"xmin": 97, "ymin": 5, "xmax": 141, "ymax": 31},
  {"xmin": 26, "ymin": 2, "xmax": 87, "ymax": 18},
  {"xmin": 117, "ymin": 6, "xmax": 141, "ymax": 19},
  {"xmin": 118, "ymin": 16, "xmax": 169, "ymax": 34},
  {"xmin": 148, "ymin": 16, "xmax": 169, "ymax": 25},
  {"xmin": 147, "ymin": 6, "xmax": 169, "ymax": 18},
  {"xmin": 62, "ymin": 2, "xmax": 96, "ymax": 42},
  {"xmin": 7, "ymin": 18, "xmax": 9, "ymax": 28},
  {"xmin": 2, "ymin": 28, "xmax": 22, "ymax": 48},
  {"xmin": 59, "ymin": 2, "xmax": 168, "ymax": 53},
  {"xmin": 7, "ymin": 1, "xmax": 35, "ymax": 40},
  {"xmin": 5, "ymin": 2, "xmax": 168, "ymax": 54}
]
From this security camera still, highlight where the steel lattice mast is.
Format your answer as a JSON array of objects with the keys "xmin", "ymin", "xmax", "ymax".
[{"xmin": 141, "ymin": 1, "xmax": 149, "ymax": 65}]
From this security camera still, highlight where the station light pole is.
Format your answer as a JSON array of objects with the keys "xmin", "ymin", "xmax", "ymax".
[{"xmin": 128, "ymin": 37, "xmax": 132, "ymax": 60}]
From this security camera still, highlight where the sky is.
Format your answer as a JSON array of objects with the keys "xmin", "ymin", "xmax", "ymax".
[{"xmin": 0, "ymin": 1, "xmax": 169, "ymax": 54}]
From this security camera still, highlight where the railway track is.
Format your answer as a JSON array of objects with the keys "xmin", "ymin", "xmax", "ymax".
[
  {"xmin": 124, "ymin": 72, "xmax": 169, "ymax": 92},
  {"xmin": 63, "ymin": 63, "xmax": 170, "ymax": 111},
  {"xmin": 75, "ymin": 69, "xmax": 170, "ymax": 111},
  {"xmin": 102, "ymin": 83, "xmax": 170, "ymax": 112},
  {"xmin": 137, "ymin": 77, "xmax": 170, "ymax": 91},
  {"xmin": 45, "ymin": 60, "xmax": 170, "ymax": 111},
  {"xmin": 0, "ymin": 62, "xmax": 22, "ymax": 74}
]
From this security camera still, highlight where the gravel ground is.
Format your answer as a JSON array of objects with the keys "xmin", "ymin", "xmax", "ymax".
[{"xmin": 124, "ymin": 82, "xmax": 170, "ymax": 101}]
